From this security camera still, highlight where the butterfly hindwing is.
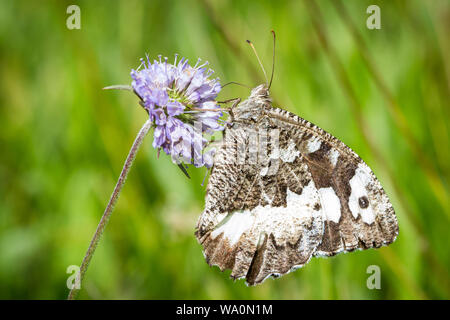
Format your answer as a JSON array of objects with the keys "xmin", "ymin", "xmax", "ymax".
[{"xmin": 196, "ymin": 118, "xmax": 325, "ymax": 284}]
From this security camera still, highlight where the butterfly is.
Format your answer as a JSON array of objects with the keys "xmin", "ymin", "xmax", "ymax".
[{"xmin": 195, "ymin": 34, "xmax": 399, "ymax": 286}]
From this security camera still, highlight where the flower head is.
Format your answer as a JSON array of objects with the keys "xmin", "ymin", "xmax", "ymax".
[{"xmin": 131, "ymin": 55, "xmax": 224, "ymax": 168}]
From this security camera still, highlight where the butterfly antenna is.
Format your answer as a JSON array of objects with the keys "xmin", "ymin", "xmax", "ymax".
[
  {"xmin": 269, "ymin": 30, "xmax": 276, "ymax": 89},
  {"xmin": 222, "ymin": 81, "xmax": 251, "ymax": 89},
  {"xmin": 246, "ymin": 39, "xmax": 269, "ymax": 86}
]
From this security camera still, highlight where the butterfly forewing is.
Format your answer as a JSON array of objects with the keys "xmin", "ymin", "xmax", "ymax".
[{"xmin": 196, "ymin": 87, "xmax": 398, "ymax": 285}]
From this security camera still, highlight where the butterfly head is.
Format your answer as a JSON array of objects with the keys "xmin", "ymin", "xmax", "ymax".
[
  {"xmin": 230, "ymin": 33, "xmax": 275, "ymax": 123},
  {"xmin": 230, "ymin": 84, "xmax": 271, "ymax": 123},
  {"xmin": 249, "ymin": 84, "xmax": 270, "ymax": 101}
]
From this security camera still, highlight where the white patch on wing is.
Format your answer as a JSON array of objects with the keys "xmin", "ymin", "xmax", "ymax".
[
  {"xmin": 307, "ymin": 136, "xmax": 321, "ymax": 153},
  {"xmin": 269, "ymin": 147, "xmax": 280, "ymax": 159},
  {"xmin": 267, "ymin": 140, "xmax": 299, "ymax": 163},
  {"xmin": 328, "ymin": 148, "xmax": 339, "ymax": 167},
  {"xmin": 279, "ymin": 141, "xmax": 300, "ymax": 163},
  {"xmin": 210, "ymin": 180, "xmax": 323, "ymax": 246},
  {"xmin": 284, "ymin": 182, "xmax": 318, "ymax": 218},
  {"xmin": 348, "ymin": 164, "xmax": 375, "ymax": 224},
  {"xmin": 317, "ymin": 187, "xmax": 341, "ymax": 223},
  {"xmin": 215, "ymin": 212, "xmax": 228, "ymax": 225},
  {"xmin": 211, "ymin": 211, "xmax": 255, "ymax": 245},
  {"xmin": 260, "ymin": 166, "xmax": 269, "ymax": 176},
  {"xmin": 261, "ymin": 190, "xmax": 273, "ymax": 205}
]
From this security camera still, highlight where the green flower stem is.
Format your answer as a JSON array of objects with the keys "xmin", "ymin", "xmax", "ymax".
[{"xmin": 68, "ymin": 119, "xmax": 152, "ymax": 300}]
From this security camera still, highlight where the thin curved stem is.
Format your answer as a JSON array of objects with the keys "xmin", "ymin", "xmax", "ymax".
[{"xmin": 67, "ymin": 119, "xmax": 152, "ymax": 300}]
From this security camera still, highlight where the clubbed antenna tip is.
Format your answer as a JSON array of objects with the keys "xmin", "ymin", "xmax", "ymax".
[{"xmin": 246, "ymin": 39, "xmax": 269, "ymax": 85}]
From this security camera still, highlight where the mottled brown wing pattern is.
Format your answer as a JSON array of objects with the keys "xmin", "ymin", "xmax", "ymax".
[
  {"xmin": 196, "ymin": 103, "xmax": 398, "ymax": 286},
  {"xmin": 269, "ymin": 108, "xmax": 398, "ymax": 256}
]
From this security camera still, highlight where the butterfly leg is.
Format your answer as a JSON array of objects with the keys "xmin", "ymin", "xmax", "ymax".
[{"xmin": 217, "ymin": 97, "xmax": 241, "ymax": 105}]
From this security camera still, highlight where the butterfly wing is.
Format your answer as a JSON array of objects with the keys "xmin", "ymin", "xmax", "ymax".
[{"xmin": 196, "ymin": 107, "xmax": 398, "ymax": 285}]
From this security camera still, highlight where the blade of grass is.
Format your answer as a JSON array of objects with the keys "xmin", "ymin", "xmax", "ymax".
[
  {"xmin": 422, "ymin": 83, "xmax": 450, "ymax": 178},
  {"xmin": 379, "ymin": 247, "xmax": 427, "ymax": 299}
]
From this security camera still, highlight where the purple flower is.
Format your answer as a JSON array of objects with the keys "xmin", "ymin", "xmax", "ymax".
[{"xmin": 131, "ymin": 55, "xmax": 224, "ymax": 168}]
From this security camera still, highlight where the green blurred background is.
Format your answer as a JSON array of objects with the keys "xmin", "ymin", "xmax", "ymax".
[{"xmin": 0, "ymin": 0, "xmax": 449, "ymax": 299}]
